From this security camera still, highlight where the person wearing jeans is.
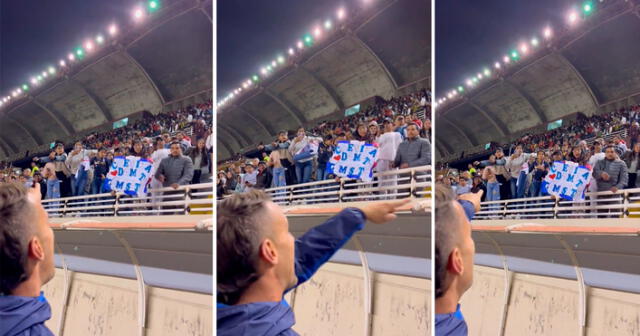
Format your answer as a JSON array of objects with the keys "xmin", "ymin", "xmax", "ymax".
[
  {"xmin": 505, "ymin": 145, "xmax": 533, "ymax": 199},
  {"xmin": 288, "ymin": 127, "xmax": 320, "ymax": 185}
]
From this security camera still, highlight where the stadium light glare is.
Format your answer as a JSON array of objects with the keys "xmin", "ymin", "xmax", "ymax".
[
  {"xmin": 325, "ymin": 20, "xmax": 332, "ymax": 30},
  {"xmin": 252, "ymin": 75, "xmax": 259, "ymax": 82},
  {"xmin": 271, "ymin": 60, "xmax": 277, "ymax": 67},
  {"xmin": 108, "ymin": 24, "xmax": 118, "ymax": 36},
  {"xmin": 303, "ymin": 34, "xmax": 313, "ymax": 47},
  {"xmin": 11, "ymin": 91, "xmax": 18, "ymax": 98},
  {"xmin": 42, "ymin": 71, "xmax": 48, "ymax": 78},
  {"xmin": 31, "ymin": 77, "xmax": 38, "ymax": 85},
  {"xmin": 531, "ymin": 37, "xmax": 539, "ymax": 46},
  {"xmin": 22, "ymin": 84, "xmax": 28, "ymax": 91},
  {"xmin": 68, "ymin": 53, "xmax": 75, "ymax": 61},
  {"xmin": 477, "ymin": 73, "xmax": 483, "ymax": 79},
  {"xmin": 458, "ymin": 86, "xmax": 464, "ymax": 92},
  {"xmin": 337, "ymin": 8, "xmax": 346, "ymax": 20},
  {"xmin": 288, "ymin": 48, "xmax": 295, "ymax": 55},
  {"xmin": 297, "ymin": 41, "xmax": 304, "ymax": 49},
  {"xmin": 503, "ymin": 55, "xmax": 510, "ymax": 63},
  {"xmin": 447, "ymin": 93, "xmax": 453, "ymax": 99},
  {"xmin": 266, "ymin": 65, "xmax": 273, "ymax": 71},
  {"xmin": 519, "ymin": 43, "xmax": 528, "ymax": 54},
  {"xmin": 85, "ymin": 41, "xmax": 94, "ymax": 51},
  {"xmin": 277, "ymin": 55, "xmax": 285, "ymax": 64},
  {"xmin": 148, "ymin": 0, "xmax": 160, "ymax": 12},
  {"xmin": 494, "ymin": 62, "xmax": 501, "ymax": 69},
  {"xmin": 510, "ymin": 50, "xmax": 519, "ymax": 60},
  {"xmin": 36, "ymin": 75, "xmax": 42, "ymax": 81},
  {"xmin": 543, "ymin": 27, "xmax": 552, "ymax": 39},
  {"xmin": 466, "ymin": 79, "xmax": 473, "ymax": 86},
  {"xmin": 568, "ymin": 10, "xmax": 578, "ymax": 24},
  {"xmin": 48, "ymin": 67, "xmax": 56, "ymax": 75},
  {"xmin": 59, "ymin": 60, "xmax": 66, "ymax": 67},
  {"xmin": 133, "ymin": 7, "xmax": 145, "ymax": 21},
  {"xmin": 313, "ymin": 27, "xmax": 322, "ymax": 38},
  {"xmin": 261, "ymin": 68, "xmax": 268, "ymax": 75},
  {"xmin": 76, "ymin": 48, "xmax": 84, "ymax": 57},
  {"xmin": 96, "ymin": 35, "xmax": 105, "ymax": 44},
  {"xmin": 582, "ymin": 1, "xmax": 593, "ymax": 15},
  {"xmin": 483, "ymin": 68, "xmax": 490, "ymax": 76}
]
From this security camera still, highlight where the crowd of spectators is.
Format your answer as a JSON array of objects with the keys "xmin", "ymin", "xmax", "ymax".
[
  {"xmin": 217, "ymin": 89, "xmax": 432, "ymax": 197},
  {"xmin": 439, "ymin": 105, "xmax": 640, "ymax": 202},
  {"xmin": 0, "ymin": 101, "xmax": 213, "ymax": 203}
]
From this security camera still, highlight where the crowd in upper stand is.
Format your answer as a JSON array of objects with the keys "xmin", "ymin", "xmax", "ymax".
[
  {"xmin": 439, "ymin": 105, "xmax": 640, "ymax": 201},
  {"xmin": 217, "ymin": 89, "xmax": 432, "ymax": 197},
  {"xmin": 0, "ymin": 101, "xmax": 213, "ymax": 201}
]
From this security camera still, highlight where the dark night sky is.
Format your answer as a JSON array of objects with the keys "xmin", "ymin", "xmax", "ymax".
[
  {"xmin": 436, "ymin": 0, "xmax": 578, "ymax": 96},
  {"xmin": 217, "ymin": 0, "xmax": 348, "ymax": 99},
  {"xmin": 0, "ymin": 0, "xmax": 133, "ymax": 94}
]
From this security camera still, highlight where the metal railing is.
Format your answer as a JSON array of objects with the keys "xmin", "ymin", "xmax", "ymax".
[
  {"xmin": 41, "ymin": 182, "xmax": 213, "ymax": 217},
  {"xmin": 260, "ymin": 165, "xmax": 432, "ymax": 206},
  {"xmin": 474, "ymin": 187, "xmax": 640, "ymax": 220}
]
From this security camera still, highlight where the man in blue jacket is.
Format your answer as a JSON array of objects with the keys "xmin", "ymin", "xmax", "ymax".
[
  {"xmin": 217, "ymin": 190, "xmax": 409, "ymax": 335},
  {"xmin": 435, "ymin": 184, "xmax": 482, "ymax": 336},
  {"xmin": 0, "ymin": 183, "xmax": 56, "ymax": 336}
]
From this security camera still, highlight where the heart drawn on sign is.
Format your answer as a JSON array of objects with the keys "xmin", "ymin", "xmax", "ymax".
[
  {"xmin": 548, "ymin": 174, "xmax": 556, "ymax": 179},
  {"xmin": 333, "ymin": 155, "xmax": 341, "ymax": 161},
  {"xmin": 110, "ymin": 170, "xmax": 118, "ymax": 176}
]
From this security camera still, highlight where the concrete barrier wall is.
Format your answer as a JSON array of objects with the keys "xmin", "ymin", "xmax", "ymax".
[
  {"xmin": 287, "ymin": 262, "xmax": 430, "ymax": 336},
  {"xmin": 42, "ymin": 268, "xmax": 212, "ymax": 336},
  {"xmin": 461, "ymin": 265, "xmax": 640, "ymax": 336}
]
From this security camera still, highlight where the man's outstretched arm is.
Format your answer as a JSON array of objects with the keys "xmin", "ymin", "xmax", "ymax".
[{"xmin": 291, "ymin": 200, "xmax": 410, "ymax": 288}]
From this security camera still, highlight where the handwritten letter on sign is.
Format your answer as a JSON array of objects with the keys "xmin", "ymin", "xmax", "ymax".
[
  {"xmin": 104, "ymin": 156, "xmax": 154, "ymax": 197},
  {"xmin": 328, "ymin": 140, "xmax": 379, "ymax": 181},
  {"xmin": 542, "ymin": 160, "xmax": 591, "ymax": 201}
]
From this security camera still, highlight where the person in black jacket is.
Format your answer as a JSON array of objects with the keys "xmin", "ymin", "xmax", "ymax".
[
  {"xmin": 316, "ymin": 135, "xmax": 334, "ymax": 181},
  {"xmin": 254, "ymin": 162, "xmax": 273, "ymax": 189}
]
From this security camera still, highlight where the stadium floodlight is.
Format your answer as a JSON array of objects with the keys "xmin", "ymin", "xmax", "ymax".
[
  {"xmin": 297, "ymin": 41, "xmax": 304, "ymax": 49},
  {"xmin": 252, "ymin": 75, "xmax": 259, "ymax": 82},
  {"xmin": 519, "ymin": 43, "xmax": 528, "ymax": 54},
  {"xmin": 458, "ymin": 86, "xmax": 464, "ymax": 92},
  {"xmin": 477, "ymin": 73, "xmax": 483, "ymax": 79},
  {"xmin": 447, "ymin": 93, "xmax": 453, "ymax": 99},
  {"xmin": 543, "ymin": 27, "xmax": 552, "ymax": 39},
  {"xmin": 510, "ymin": 50, "xmax": 519, "ymax": 60},
  {"xmin": 466, "ymin": 79, "xmax": 473, "ymax": 86},
  {"xmin": 36, "ymin": 75, "xmax": 43, "ymax": 81},
  {"xmin": 76, "ymin": 48, "xmax": 84, "ymax": 57},
  {"xmin": 303, "ymin": 34, "xmax": 313, "ymax": 47},
  {"xmin": 59, "ymin": 60, "xmax": 66, "ymax": 67},
  {"xmin": 324, "ymin": 20, "xmax": 332, "ymax": 29},
  {"xmin": 133, "ymin": 7, "xmax": 145, "ymax": 21},
  {"xmin": 288, "ymin": 48, "xmax": 295, "ymax": 55},
  {"xmin": 582, "ymin": 1, "xmax": 593, "ymax": 15},
  {"xmin": 22, "ymin": 84, "xmax": 28, "ymax": 91},
  {"xmin": 567, "ymin": 10, "xmax": 578, "ymax": 24},
  {"xmin": 148, "ymin": 0, "xmax": 160, "ymax": 12},
  {"xmin": 68, "ymin": 53, "xmax": 75, "ymax": 61},
  {"xmin": 494, "ymin": 62, "xmax": 501, "ymax": 69},
  {"xmin": 337, "ymin": 8, "xmax": 346, "ymax": 20},
  {"xmin": 96, "ymin": 35, "xmax": 105, "ymax": 44},
  {"xmin": 531, "ymin": 37, "xmax": 539, "ymax": 47},
  {"xmin": 271, "ymin": 60, "xmax": 277, "ymax": 67},
  {"xmin": 108, "ymin": 24, "xmax": 118, "ymax": 36},
  {"xmin": 11, "ymin": 91, "xmax": 18, "ymax": 98},
  {"xmin": 472, "ymin": 77, "xmax": 478, "ymax": 83},
  {"xmin": 483, "ymin": 68, "xmax": 490, "ymax": 76},
  {"xmin": 503, "ymin": 55, "xmax": 510, "ymax": 63},
  {"xmin": 31, "ymin": 77, "xmax": 38, "ymax": 85},
  {"xmin": 48, "ymin": 66, "xmax": 56, "ymax": 75},
  {"xmin": 313, "ymin": 27, "xmax": 322, "ymax": 38},
  {"xmin": 277, "ymin": 55, "xmax": 285, "ymax": 64},
  {"xmin": 85, "ymin": 41, "xmax": 94, "ymax": 51},
  {"xmin": 260, "ymin": 68, "xmax": 268, "ymax": 75},
  {"xmin": 42, "ymin": 71, "xmax": 48, "ymax": 78}
]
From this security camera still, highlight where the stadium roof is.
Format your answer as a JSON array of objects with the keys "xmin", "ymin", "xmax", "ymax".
[
  {"xmin": 217, "ymin": 0, "xmax": 430, "ymax": 160},
  {"xmin": 0, "ymin": 0, "xmax": 212, "ymax": 161},
  {"xmin": 436, "ymin": 0, "xmax": 640, "ymax": 161}
]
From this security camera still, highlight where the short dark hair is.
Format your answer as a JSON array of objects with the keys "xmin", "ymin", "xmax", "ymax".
[
  {"xmin": 434, "ymin": 183, "xmax": 462, "ymax": 299},
  {"xmin": 217, "ymin": 190, "xmax": 272, "ymax": 304},
  {"xmin": 0, "ymin": 184, "xmax": 35, "ymax": 295},
  {"xmin": 406, "ymin": 122, "xmax": 419, "ymax": 131}
]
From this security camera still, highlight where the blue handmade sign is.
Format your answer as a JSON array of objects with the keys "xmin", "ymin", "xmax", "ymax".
[
  {"xmin": 327, "ymin": 140, "xmax": 379, "ymax": 181},
  {"xmin": 542, "ymin": 160, "xmax": 592, "ymax": 201},
  {"xmin": 103, "ymin": 156, "xmax": 154, "ymax": 197}
]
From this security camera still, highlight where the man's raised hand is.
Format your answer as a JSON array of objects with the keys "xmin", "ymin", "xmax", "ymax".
[{"xmin": 358, "ymin": 199, "xmax": 411, "ymax": 224}]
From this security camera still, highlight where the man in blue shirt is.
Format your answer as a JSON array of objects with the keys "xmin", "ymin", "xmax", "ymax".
[
  {"xmin": 0, "ymin": 183, "xmax": 56, "ymax": 336},
  {"xmin": 217, "ymin": 190, "xmax": 409, "ymax": 335},
  {"xmin": 435, "ymin": 184, "xmax": 482, "ymax": 336}
]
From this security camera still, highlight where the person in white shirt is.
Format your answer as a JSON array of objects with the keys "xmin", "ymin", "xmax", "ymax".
[
  {"xmin": 376, "ymin": 118, "xmax": 403, "ymax": 197},
  {"xmin": 150, "ymin": 137, "xmax": 171, "ymax": 211}
]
